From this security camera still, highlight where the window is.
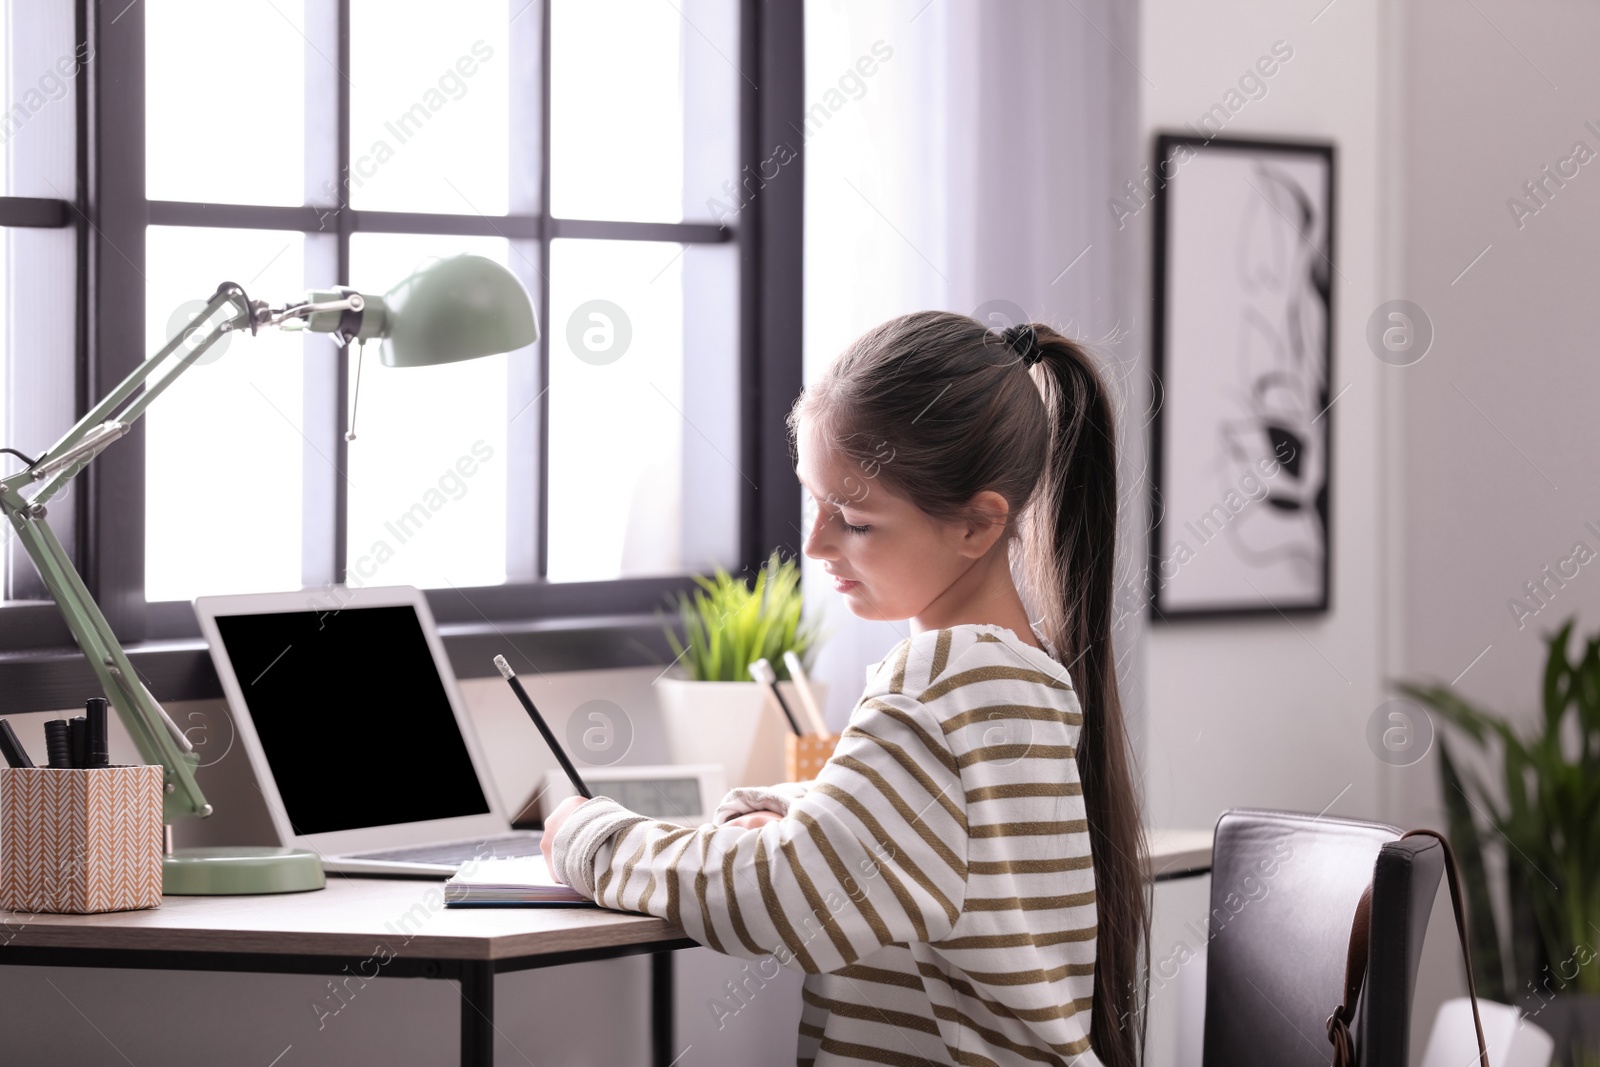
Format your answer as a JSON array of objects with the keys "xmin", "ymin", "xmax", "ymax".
[
  {"xmin": 139, "ymin": 0, "xmax": 740, "ymax": 605},
  {"xmin": 0, "ymin": 0, "xmax": 803, "ymax": 693},
  {"xmin": 0, "ymin": 3, "xmax": 84, "ymax": 604}
]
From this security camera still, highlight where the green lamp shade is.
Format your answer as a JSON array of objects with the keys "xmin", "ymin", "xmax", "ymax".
[{"xmin": 379, "ymin": 254, "xmax": 538, "ymax": 368}]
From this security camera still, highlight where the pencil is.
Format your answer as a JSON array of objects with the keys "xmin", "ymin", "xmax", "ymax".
[
  {"xmin": 494, "ymin": 655, "xmax": 592, "ymax": 800},
  {"xmin": 783, "ymin": 651, "xmax": 830, "ymax": 736}
]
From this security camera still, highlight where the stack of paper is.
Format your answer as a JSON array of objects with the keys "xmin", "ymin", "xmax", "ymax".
[{"xmin": 443, "ymin": 856, "xmax": 594, "ymax": 907}]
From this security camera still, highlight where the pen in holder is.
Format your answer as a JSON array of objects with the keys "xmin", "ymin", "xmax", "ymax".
[
  {"xmin": 0, "ymin": 764, "xmax": 163, "ymax": 914},
  {"xmin": 778, "ymin": 652, "xmax": 838, "ymax": 781}
]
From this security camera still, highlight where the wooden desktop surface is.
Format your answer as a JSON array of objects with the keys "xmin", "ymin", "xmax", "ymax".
[
  {"xmin": 0, "ymin": 876, "xmax": 682, "ymax": 961},
  {"xmin": 1145, "ymin": 827, "xmax": 1215, "ymax": 881},
  {"xmin": 0, "ymin": 829, "xmax": 1215, "ymax": 962}
]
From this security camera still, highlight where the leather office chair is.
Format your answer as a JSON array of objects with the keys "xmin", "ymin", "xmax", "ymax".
[{"xmin": 1201, "ymin": 808, "xmax": 1446, "ymax": 1066}]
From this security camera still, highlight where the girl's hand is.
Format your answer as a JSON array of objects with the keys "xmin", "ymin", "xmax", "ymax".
[
  {"xmin": 540, "ymin": 795, "xmax": 590, "ymax": 882},
  {"xmin": 727, "ymin": 810, "xmax": 781, "ymax": 830}
]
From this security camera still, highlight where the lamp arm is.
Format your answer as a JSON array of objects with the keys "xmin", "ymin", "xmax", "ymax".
[
  {"xmin": 0, "ymin": 258, "xmax": 534, "ymax": 825},
  {"xmin": 0, "ymin": 281, "xmax": 254, "ymax": 821},
  {"xmin": 25, "ymin": 284, "xmax": 249, "ymax": 506},
  {"xmin": 2, "ymin": 504, "xmax": 209, "ymax": 820}
]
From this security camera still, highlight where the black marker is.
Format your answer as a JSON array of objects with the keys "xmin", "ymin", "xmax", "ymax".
[
  {"xmin": 69, "ymin": 716, "xmax": 87, "ymax": 769},
  {"xmin": 494, "ymin": 655, "xmax": 592, "ymax": 800},
  {"xmin": 85, "ymin": 697, "xmax": 110, "ymax": 768},
  {"xmin": 0, "ymin": 719, "xmax": 33, "ymax": 768},
  {"xmin": 44, "ymin": 719, "xmax": 72, "ymax": 769},
  {"xmin": 749, "ymin": 658, "xmax": 804, "ymax": 735}
]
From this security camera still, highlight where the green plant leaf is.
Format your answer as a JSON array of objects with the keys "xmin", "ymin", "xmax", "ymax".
[
  {"xmin": 1393, "ymin": 616, "xmax": 1600, "ymax": 999},
  {"xmin": 1506, "ymin": 860, "xmax": 1548, "ymax": 1007},
  {"xmin": 1543, "ymin": 616, "xmax": 1577, "ymax": 741},
  {"xmin": 1438, "ymin": 740, "xmax": 1508, "ymax": 1002},
  {"xmin": 1392, "ymin": 680, "xmax": 1497, "ymax": 744},
  {"xmin": 1578, "ymin": 635, "xmax": 1600, "ymax": 763},
  {"xmin": 657, "ymin": 553, "xmax": 819, "ymax": 683}
]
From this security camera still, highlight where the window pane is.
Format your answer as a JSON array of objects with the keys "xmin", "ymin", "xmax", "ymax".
[
  {"xmin": 547, "ymin": 238, "xmax": 737, "ymax": 582},
  {"xmin": 550, "ymin": 0, "xmax": 737, "ymax": 223},
  {"xmin": 147, "ymin": 0, "xmax": 306, "ymax": 205},
  {"xmin": 344, "ymin": 233, "xmax": 528, "ymax": 589},
  {"xmin": 4, "ymin": 6, "xmax": 82, "ymax": 599},
  {"xmin": 2, "ymin": 4, "xmax": 79, "ymax": 598},
  {"xmin": 347, "ymin": 0, "xmax": 512, "ymax": 214},
  {"xmin": 4, "ymin": 226, "xmax": 76, "ymax": 601},
  {"xmin": 0, "ymin": 232, "xmax": 7, "ymax": 485},
  {"xmin": 5, "ymin": 1, "xmax": 79, "ymax": 198},
  {"xmin": 0, "ymin": 230, "xmax": 12, "ymax": 596},
  {"xmin": 145, "ymin": 227, "xmax": 306, "ymax": 601}
]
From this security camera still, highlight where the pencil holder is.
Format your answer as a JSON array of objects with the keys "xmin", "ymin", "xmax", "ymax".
[
  {"xmin": 785, "ymin": 733, "xmax": 842, "ymax": 782},
  {"xmin": 0, "ymin": 765, "xmax": 163, "ymax": 914}
]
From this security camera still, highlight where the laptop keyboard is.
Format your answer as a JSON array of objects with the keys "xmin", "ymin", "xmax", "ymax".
[{"xmin": 349, "ymin": 834, "xmax": 544, "ymax": 867}]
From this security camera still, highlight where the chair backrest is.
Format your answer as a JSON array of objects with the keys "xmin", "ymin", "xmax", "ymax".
[
  {"xmin": 1201, "ymin": 808, "xmax": 1423, "ymax": 1067},
  {"xmin": 1358, "ymin": 832, "xmax": 1446, "ymax": 1065}
]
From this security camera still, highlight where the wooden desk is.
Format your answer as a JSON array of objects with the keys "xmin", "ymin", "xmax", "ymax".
[
  {"xmin": 0, "ymin": 830, "xmax": 1213, "ymax": 1066},
  {"xmin": 0, "ymin": 876, "xmax": 695, "ymax": 1067},
  {"xmin": 1147, "ymin": 827, "xmax": 1216, "ymax": 882}
]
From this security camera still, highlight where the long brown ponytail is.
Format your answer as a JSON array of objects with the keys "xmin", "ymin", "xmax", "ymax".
[
  {"xmin": 1026, "ymin": 325, "xmax": 1150, "ymax": 1067},
  {"xmin": 794, "ymin": 311, "xmax": 1150, "ymax": 1066}
]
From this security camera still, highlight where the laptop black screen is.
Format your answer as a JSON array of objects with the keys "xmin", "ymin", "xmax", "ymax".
[{"xmin": 213, "ymin": 604, "xmax": 492, "ymax": 836}]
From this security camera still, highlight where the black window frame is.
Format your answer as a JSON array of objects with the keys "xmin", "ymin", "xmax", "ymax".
[{"xmin": 0, "ymin": 0, "xmax": 803, "ymax": 713}]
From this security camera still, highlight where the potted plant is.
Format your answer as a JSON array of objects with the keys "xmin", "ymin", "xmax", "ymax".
[
  {"xmin": 656, "ymin": 553, "xmax": 825, "ymax": 789},
  {"xmin": 1395, "ymin": 616, "xmax": 1600, "ymax": 1065}
]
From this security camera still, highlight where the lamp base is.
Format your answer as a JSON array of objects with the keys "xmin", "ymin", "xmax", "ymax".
[{"xmin": 162, "ymin": 846, "xmax": 326, "ymax": 895}]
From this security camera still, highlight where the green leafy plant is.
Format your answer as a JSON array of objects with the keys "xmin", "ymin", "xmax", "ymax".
[
  {"xmin": 661, "ymin": 552, "xmax": 819, "ymax": 683},
  {"xmin": 1394, "ymin": 616, "xmax": 1600, "ymax": 1003}
]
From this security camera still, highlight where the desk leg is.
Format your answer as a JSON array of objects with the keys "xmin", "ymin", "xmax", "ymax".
[
  {"xmin": 460, "ymin": 959, "xmax": 495, "ymax": 1067},
  {"xmin": 651, "ymin": 950, "xmax": 674, "ymax": 1067}
]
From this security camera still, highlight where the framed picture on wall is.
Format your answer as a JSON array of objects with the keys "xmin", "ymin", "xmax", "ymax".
[{"xmin": 1148, "ymin": 133, "xmax": 1335, "ymax": 620}]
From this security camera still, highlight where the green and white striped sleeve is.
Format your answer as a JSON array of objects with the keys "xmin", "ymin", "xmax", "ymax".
[{"xmin": 549, "ymin": 687, "xmax": 969, "ymax": 974}]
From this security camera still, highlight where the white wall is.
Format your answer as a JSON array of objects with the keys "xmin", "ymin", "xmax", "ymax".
[
  {"xmin": 1136, "ymin": 1, "xmax": 1600, "ymax": 1061},
  {"xmin": 1395, "ymin": 0, "xmax": 1600, "ymax": 1049},
  {"xmin": 1139, "ymin": 0, "xmax": 1393, "ymax": 846},
  {"xmin": 1134, "ymin": 0, "xmax": 1414, "ymax": 1059},
  {"xmin": 1394, "ymin": 0, "xmax": 1600, "ymax": 822}
]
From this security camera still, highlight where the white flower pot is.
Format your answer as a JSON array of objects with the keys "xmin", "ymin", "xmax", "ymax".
[{"xmin": 655, "ymin": 677, "xmax": 828, "ymax": 789}]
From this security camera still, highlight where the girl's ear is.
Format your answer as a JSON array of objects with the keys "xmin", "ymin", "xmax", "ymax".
[{"xmin": 956, "ymin": 490, "xmax": 1011, "ymax": 558}]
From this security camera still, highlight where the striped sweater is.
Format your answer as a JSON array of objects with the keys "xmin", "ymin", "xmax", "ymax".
[{"xmin": 551, "ymin": 623, "xmax": 1101, "ymax": 1066}]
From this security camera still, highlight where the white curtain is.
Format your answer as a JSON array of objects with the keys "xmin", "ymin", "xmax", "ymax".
[{"xmin": 801, "ymin": 0, "xmax": 1149, "ymax": 754}]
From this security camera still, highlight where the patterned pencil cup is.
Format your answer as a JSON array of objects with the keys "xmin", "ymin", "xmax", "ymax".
[
  {"xmin": 785, "ymin": 733, "xmax": 842, "ymax": 782},
  {"xmin": 0, "ymin": 765, "xmax": 164, "ymax": 914}
]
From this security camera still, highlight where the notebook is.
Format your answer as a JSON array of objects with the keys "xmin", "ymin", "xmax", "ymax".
[{"xmin": 443, "ymin": 856, "xmax": 595, "ymax": 908}]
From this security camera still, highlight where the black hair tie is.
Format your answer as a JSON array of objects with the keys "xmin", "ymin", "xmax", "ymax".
[{"xmin": 1001, "ymin": 323, "xmax": 1043, "ymax": 367}]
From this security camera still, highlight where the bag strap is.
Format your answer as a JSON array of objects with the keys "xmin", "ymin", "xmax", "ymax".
[{"xmin": 1325, "ymin": 828, "xmax": 1490, "ymax": 1067}]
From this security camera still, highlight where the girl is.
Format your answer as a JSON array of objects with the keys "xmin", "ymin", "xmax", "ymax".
[{"xmin": 543, "ymin": 312, "xmax": 1150, "ymax": 1067}]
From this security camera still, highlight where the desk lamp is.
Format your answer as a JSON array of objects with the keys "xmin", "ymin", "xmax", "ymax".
[{"xmin": 0, "ymin": 254, "xmax": 537, "ymax": 894}]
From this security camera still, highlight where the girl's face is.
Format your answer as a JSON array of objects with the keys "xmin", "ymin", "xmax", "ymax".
[{"xmin": 796, "ymin": 418, "xmax": 978, "ymax": 623}]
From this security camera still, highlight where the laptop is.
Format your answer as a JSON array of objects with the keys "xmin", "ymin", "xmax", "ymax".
[{"xmin": 194, "ymin": 584, "xmax": 541, "ymax": 877}]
